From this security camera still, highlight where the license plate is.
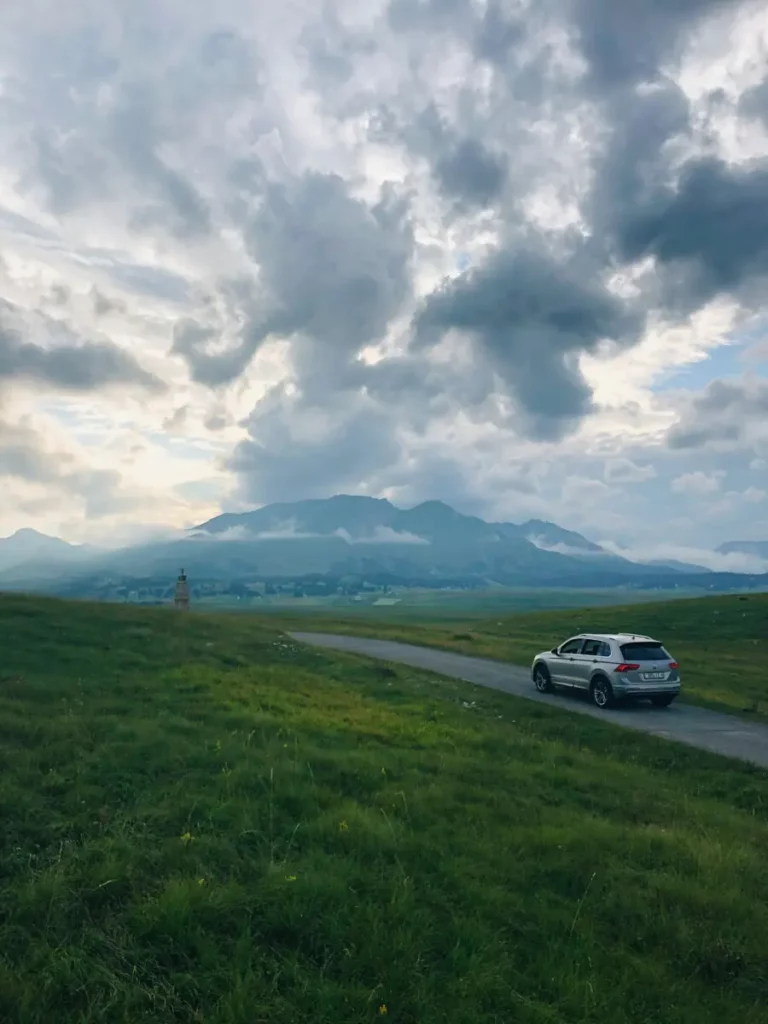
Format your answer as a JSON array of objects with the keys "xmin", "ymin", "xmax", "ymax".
[{"xmin": 643, "ymin": 672, "xmax": 666, "ymax": 681}]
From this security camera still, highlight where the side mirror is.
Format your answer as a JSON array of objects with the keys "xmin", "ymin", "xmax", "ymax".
[{"xmin": 551, "ymin": 647, "xmax": 560, "ymax": 655}]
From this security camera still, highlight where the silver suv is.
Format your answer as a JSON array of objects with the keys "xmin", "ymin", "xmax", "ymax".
[{"xmin": 531, "ymin": 633, "xmax": 681, "ymax": 709}]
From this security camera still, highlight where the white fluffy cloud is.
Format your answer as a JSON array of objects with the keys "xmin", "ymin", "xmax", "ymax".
[
  {"xmin": 0, "ymin": 0, "xmax": 767, "ymax": 551},
  {"xmin": 671, "ymin": 471, "xmax": 724, "ymax": 496}
]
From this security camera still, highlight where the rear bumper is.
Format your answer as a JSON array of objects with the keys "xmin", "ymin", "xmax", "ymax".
[{"xmin": 613, "ymin": 682, "xmax": 681, "ymax": 697}]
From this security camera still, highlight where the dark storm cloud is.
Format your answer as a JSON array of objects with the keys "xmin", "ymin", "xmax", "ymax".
[
  {"xmin": 434, "ymin": 138, "xmax": 508, "ymax": 208},
  {"xmin": 0, "ymin": 310, "xmax": 165, "ymax": 394},
  {"xmin": 618, "ymin": 157, "xmax": 768, "ymax": 305},
  {"xmin": 739, "ymin": 78, "xmax": 768, "ymax": 125},
  {"xmin": 591, "ymin": 81, "xmax": 691, "ymax": 241},
  {"xmin": 173, "ymin": 319, "xmax": 233, "ymax": 388},
  {"xmin": 473, "ymin": 1, "xmax": 526, "ymax": 66},
  {"xmin": 570, "ymin": 0, "xmax": 733, "ymax": 89},
  {"xmin": 244, "ymin": 173, "xmax": 412, "ymax": 352},
  {"xmin": 414, "ymin": 245, "xmax": 642, "ymax": 438},
  {"xmin": 667, "ymin": 378, "xmax": 768, "ymax": 449},
  {"xmin": 224, "ymin": 0, "xmax": 759, "ymax": 513},
  {"xmin": 384, "ymin": 0, "xmax": 735, "ymax": 90},
  {"xmin": 370, "ymin": 100, "xmax": 509, "ymax": 209},
  {"xmin": 172, "ymin": 316, "xmax": 271, "ymax": 389},
  {"xmin": 176, "ymin": 171, "xmax": 413, "ymax": 387}
]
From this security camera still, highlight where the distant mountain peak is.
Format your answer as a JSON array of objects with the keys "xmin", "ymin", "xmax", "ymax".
[
  {"xmin": 516, "ymin": 519, "xmax": 605, "ymax": 554},
  {"xmin": 0, "ymin": 527, "xmax": 86, "ymax": 576},
  {"xmin": 7, "ymin": 527, "xmax": 57, "ymax": 541}
]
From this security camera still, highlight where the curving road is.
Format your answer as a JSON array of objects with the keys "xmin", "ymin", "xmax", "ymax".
[{"xmin": 291, "ymin": 632, "xmax": 768, "ymax": 769}]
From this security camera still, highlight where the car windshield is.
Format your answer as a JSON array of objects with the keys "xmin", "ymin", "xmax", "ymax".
[{"xmin": 620, "ymin": 642, "xmax": 671, "ymax": 662}]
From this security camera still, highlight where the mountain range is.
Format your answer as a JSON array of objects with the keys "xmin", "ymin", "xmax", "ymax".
[
  {"xmin": 0, "ymin": 529, "xmax": 97, "ymax": 575},
  {"xmin": 1, "ymin": 495, "xmax": 766, "ymax": 597}
]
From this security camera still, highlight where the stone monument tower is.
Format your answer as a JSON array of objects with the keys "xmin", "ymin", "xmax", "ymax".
[{"xmin": 174, "ymin": 568, "xmax": 190, "ymax": 610}]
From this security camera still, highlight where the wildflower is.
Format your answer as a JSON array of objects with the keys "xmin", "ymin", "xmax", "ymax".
[
  {"xmin": 285, "ymin": 874, "xmax": 297, "ymax": 882},
  {"xmin": 180, "ymin": 831, "xmax": 194, "ymax": 845},
  {"xmin": 339, "ymin": 820, "xmax": 349, "ymax": 832},
  {"xmin": 197, "ymin": 877, "xmax": 206, "ymax": 886},
  {"xmin": 378, "ymin": 1005, "xmax": 388, "ymax": 1016}
]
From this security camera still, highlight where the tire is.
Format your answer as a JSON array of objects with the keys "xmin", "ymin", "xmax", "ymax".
[
  {"xmin": 650, "ymin": 694, "xmax": 676, "ymax": 708},
  {"xmin": 533, "ymin": 664, "xmax": 553, "ymax": 694},
  {"xmin": 590, "ymin": 676, "xmax": 615, "ymax": 709}
]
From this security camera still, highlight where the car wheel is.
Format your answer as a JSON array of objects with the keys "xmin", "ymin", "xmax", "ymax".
[
  {"xmin": 590, "ymin": 676, "xmax": 615, "ymax": 709},
  {"xmin": 650, "ymin": 694, "xmax": 676, "ymax": 708},
  {"xmin": 533, "ymin": 664, "xmax": 553, "ymax": 694}
]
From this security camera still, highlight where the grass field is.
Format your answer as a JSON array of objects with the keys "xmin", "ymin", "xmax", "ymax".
[
  {"xmin": 275, "ymin": 593, "xmax": 768, "ymax": 720},
  {"xmin": 199, "ymin": 586, "xmax": 696, "ymax": 617},
  {"xmin": 1, "ymin": 593, "xmax": 767, "ymax": 1023}
]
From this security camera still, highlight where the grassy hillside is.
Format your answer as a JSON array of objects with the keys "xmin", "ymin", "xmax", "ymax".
[
  {"xmin": 0, "ymin": 594, "xmax": 767, "ymax": 1023},
  {"xmin": 276, "ymin": 593, "xmax": 768, "ymax": 719}
]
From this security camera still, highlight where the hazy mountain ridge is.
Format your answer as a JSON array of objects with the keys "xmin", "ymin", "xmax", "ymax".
[
  {"xmin": 0, "ymin": 529, "xmax": 98, "ymax": 575},
  {"xmin": 2, "ymin": 497, "xmax": 767, "ymax": 596}
]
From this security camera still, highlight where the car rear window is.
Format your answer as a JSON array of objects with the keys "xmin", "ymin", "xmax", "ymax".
[{"xmin": 620, "ymin": 642, "xmax": 670, "ymax": 662}]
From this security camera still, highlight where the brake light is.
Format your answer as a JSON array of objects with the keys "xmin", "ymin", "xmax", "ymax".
[
  {"xmin": 669, "ymin": 662, "xmax": 679, "ymax": 670},
  {"xmin": 615, "ymin": 663, "xmax": 640, "ymax": 673}
]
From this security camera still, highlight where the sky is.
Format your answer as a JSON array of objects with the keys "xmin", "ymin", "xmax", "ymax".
[{"xmin": 0, "ymin": 0, "xmax": 767, "ymax": 568}]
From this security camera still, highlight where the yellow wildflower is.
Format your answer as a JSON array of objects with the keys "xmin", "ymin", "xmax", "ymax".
[
  {"xmin": 285, "ymin": 874, "xmax": 297, "ymax": 882},
  {"xmin": 180, "ymin": 831, "xmax": 194, "ymax": 845},
  {"xmin": 197, "ymin": 877, "xmax": 206, "ymax": 886},
  {"xmin": 378, "ymin": 1005, "xmax": 388, "ymax": 1016}
]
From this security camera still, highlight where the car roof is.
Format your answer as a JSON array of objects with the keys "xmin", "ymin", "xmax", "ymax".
[{"xmin": 573, "ymin": 632, "xmax": 658, "ymax": 643}]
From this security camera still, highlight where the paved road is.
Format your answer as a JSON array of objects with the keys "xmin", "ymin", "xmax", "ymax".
[{"xmin": 292, "ymin": 632, "xmax": 768, "ymax": 769}]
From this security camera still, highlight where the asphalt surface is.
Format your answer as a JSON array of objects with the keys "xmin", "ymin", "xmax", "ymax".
[{"xmin": 291, "ymin": 632, "xmax": 768, "ymax": 769}]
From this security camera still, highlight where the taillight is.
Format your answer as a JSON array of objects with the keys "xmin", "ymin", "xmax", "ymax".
[
  {"xmin": 615, "ymin": 663, "xmax": 640, "ymax": 673},
  {"xmin": 669, "ymin": 662, "xmax": 679, "ymax": 670}
]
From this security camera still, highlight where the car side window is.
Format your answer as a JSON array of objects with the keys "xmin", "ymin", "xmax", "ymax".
[
  {"xmin": 599, "ymin": 642, "xmax": 612, "ymax": 658},
  {"xmin": 581, "ymin": 639, "xmax": 601, "ymax": 656},
  {"xmin": 559, "ymin": 638, "xmax": 583, "ymax": 654}
]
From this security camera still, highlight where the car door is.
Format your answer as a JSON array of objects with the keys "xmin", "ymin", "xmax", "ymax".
[
  {"xmin": 552, "ymin": 638, "xmax": 585, "ymax": 686},
  {"xmin": 576, "ymin": 638, "xmax": 604, "ymax": 690}
]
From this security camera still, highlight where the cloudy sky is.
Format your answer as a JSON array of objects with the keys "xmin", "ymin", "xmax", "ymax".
[{"xmin": 1, "ymin": 0, "xmax": 767, "ymax": 565}]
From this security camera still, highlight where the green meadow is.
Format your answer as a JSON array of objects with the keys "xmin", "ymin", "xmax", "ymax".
[
  {"xmin": 0, "ymin": 593, "xmax": 766, "ymax": 1023},
  {"xmin": 276, "ymin": 592, "xmax": 768, "ymax": 719}
]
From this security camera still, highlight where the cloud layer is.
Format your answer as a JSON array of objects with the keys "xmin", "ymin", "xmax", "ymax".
[{"xmin": 0, "ymin": 0, "xmax": 766, "ymax": 551}]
